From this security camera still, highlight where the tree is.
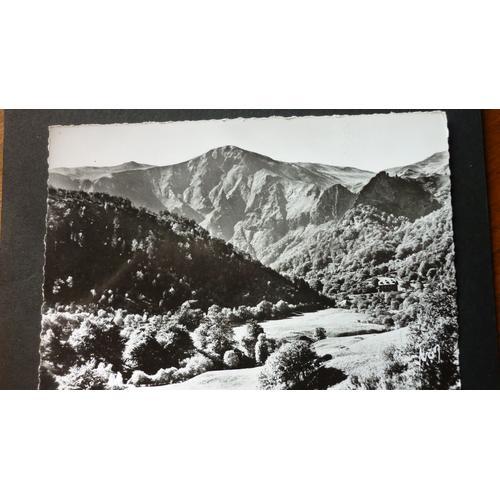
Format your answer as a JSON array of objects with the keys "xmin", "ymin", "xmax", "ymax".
[
  {"xmin": 313, "ymin": 327, "xmax": 327, "ymax": 341},
  {"xmin": 223, "ymin": 350, "xmax": 240, "ymax": 368},
  {"xmin": 255, "ymin": 300, "xmax": 273, "ymax": 319},
  {"xmin": 57, "ymin": 360, "xmax": 120, "ymax": 390},
  {"xmin": 390, "ymin": 299, "xmax": 400, "ymax": 311},
  {"xmin": 240, "ymin": 319, "xmax": 264, "ymax": 359},
  {"xmin": 255, "ymin": 333, "xmax": 277, "ymax": 365},
  {"xmin": 174, "ymin": 300, "xmax": 204, "ymax": 330},
  {"xmin": 122, "ymin": 328, "xmax": 166, "ymax": 374},
  {"xmin": 121, "ymin": 314, "xmax": 193, "ymax": 374},
  {"xmin": 259, "ymin": 340, "xmax": 319, "ymax": 389},
  {"xmin": 403, "ymin": 284, "xmax": 459, "ymax": 389},
  {"xmin": 383, "ymin": 316, "xmax": 395, "ymax": 328},
  {"xmin": 40, "ymin": 310, "xmax": 83, "ymax": 375},
  {"xmin": 192, "ymin": 305, "xmax": 235, "ymax": 360},
  {"xmin": 274, "ymin": 300, "xmax": 290, "ymax": 316},
  {"xmin": 151, "ymin": 316, "xmax": 194, "ymax": 367},
  {"xmin": 68, "ymin": 311, "xmax": 123, "ymax": 369},
  {"xmin": 176, "ymin": 353, "xmax": 215, "ymax": 381},
  {"xmin": 354, "ymin": 283, "xmax": 460, "ymax": 390}
]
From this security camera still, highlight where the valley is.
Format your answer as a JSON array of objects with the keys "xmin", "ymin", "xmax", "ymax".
[{"xmin": 41, "ymin": 142, "xmax": 459, "ymax": 390}]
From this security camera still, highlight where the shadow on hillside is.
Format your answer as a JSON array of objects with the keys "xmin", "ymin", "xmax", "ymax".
[
  {"xmin": 294, "ymin": 366, "xmax": 347, "ymax": 390},
  {"xmin": 333, "ymin": 327, "xmax": 385, "ymax": 338}
]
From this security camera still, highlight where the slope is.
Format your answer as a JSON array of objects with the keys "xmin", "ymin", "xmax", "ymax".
[{"xmin": 43, "ymin": 188, "xmax": 327, "ymax": 313}]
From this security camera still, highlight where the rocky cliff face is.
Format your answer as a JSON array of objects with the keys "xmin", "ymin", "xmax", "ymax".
[{"xmin": 355, "ymin": 171, "xmax": 441, "ymax": 221}]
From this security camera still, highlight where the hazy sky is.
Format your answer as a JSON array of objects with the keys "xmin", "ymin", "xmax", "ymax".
[{"xmin": 48, "ymin": 111, "xmax": 448, "ymax": 173}]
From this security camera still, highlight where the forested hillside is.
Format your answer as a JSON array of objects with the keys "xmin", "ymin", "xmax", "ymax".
[
  {"xmin": 44, "ymin": 188, "xmax": 326, "ymax": 313},
  {"xmin": 277, "ymin": 202, "xmax": 456, "ymax": 313}
]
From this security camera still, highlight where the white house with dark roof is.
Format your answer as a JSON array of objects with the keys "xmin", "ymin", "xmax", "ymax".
[{"xmin": 377, "ymin": 277, "xmax": 398, "ymax": 292}]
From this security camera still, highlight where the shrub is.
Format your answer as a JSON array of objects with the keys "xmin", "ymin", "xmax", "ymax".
[
  {"xmin": 254, "ymin": 334, "xmax": 270, "ymax": 365},
  {"xmin": 255, "ymin": 300, "xmax": 273, "ymax": 319},
  {"xmin": 151, "ymin": 367, "xmax": 178, "ymax": 386},
  {"xmin": 298, "ymin": 335, "xmax": 314, "ymax": 343},
  {"xmin": 127, "ymin": 370, "xmax": 153, "ymax": 386},
  {"xmin": 127, "ymin": 367, "xmax": 179, "ymax": 387},
  {"xmin": 383, "ymin": 316, "xmax": 395, "ymax": 329},
  {"xmin": 113, "ymin": 309, "xmax": 125, "ymax": 327},
  {"xmin": 350, "ymin": 373, "xmax": 382, "ymax": 390},
  {"xmin": 223, "ymin": 350, "xmax": 241, "ymax": 369},
  {"xmin": 381, "ymin": 344, "xmax": 408, "ymax": 385},
  {"xmin": 254, "ymin": 333, "xmax": 279, "ymax": 365},
  {"xmin": 176, "ymin": 353, "xmax": 215, "ymax": 381},
  {"xmin": 57, "ymin": 360, "xmax": 120, "ymax": 390},
  {"xmin": 259, "ymin": 340, "xmax": 319, "ymax": 390},
  {"xmin": 273, "ymin": 300, "xmax": 290, "ymax": 316},
  {"xmin": 393, "ymin": 311, "xmax": 411, "ymax": 328},
  {"xmin": 390, "ymin": 299, "xmax": 400, "ymax": 311},
  {"xmin": 107, "ymin": 371, "xmax": 125, "ymax": 390},
  {"xmin": 313, "ymin": 327, "xmax": 327, "ymax": 341}
]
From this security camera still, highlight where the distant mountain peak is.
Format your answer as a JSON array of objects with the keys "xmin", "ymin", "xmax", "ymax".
[
  {"xmin": 201, "ymin": 145, "xmax": 281, "ymax": 164},
  {"xmin": 48, "ymin": 146, "xmax": 448, "ymax": 267},
  {"xmin": 386, "ymin": 150, "xmax": 449, "ymax": 174},
  {"xmin": 425, "ymin": 150, "xmax": 448, "ymax": 161},
  {"xmin": 382, "ymin": 150, "xmax": 450, "ymax": 202}
]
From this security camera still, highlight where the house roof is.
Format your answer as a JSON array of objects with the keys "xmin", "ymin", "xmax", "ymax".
[{"xmin": 378, "ymin": 277, "xmax": 397, "ymax": 285}]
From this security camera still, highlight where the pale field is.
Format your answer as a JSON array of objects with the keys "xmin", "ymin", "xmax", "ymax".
[{"xmin": 160, "ymin": 309, "xmax": 408, "ymax": 390}]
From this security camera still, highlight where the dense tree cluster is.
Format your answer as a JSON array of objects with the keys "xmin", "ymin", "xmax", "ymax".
[
  {"xmin": 279, "ymin": 204, "xmax": 454, "ymax": 296},
  {"xmin": 41, "ymin": 305, "xmax": 197, "ymax": 388},
  {"xmin": 41, "ymin": 300, "xmax": 287, "ymax": 389},
  {"xmin": 350, "ymin": 282, "xmax": 460, "ymax": 389},
  {"xmin": 44, "ymin": 188, "xmax": 327, "ymax": 314},
  {"xmin": 277, "ymin": 203, "xmax": 457, "ymax": 326}
]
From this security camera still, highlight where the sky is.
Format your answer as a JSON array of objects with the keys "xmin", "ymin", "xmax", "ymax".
[{"xmin": 48, "ymin": 111, "xmax": 448, "ymax": 173}]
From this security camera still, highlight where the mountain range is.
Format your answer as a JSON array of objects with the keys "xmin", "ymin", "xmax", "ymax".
[{"xmin": 48, "ymin": 146, "xmax": 450, "ymax": 268}]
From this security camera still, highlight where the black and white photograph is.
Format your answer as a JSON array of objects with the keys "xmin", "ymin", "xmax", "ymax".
[
  {"xmin": 3, "ymin": 4, "xmax": 500, "ymax": 500},
  {"xmin": 39, "ymin": 111, "xmax": 460, "ymax": 389}
]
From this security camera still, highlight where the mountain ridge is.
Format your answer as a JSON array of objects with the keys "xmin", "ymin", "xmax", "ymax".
[{"xmin": 48, "ymin": 146, "xmax": 448, "ymax": 268}]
